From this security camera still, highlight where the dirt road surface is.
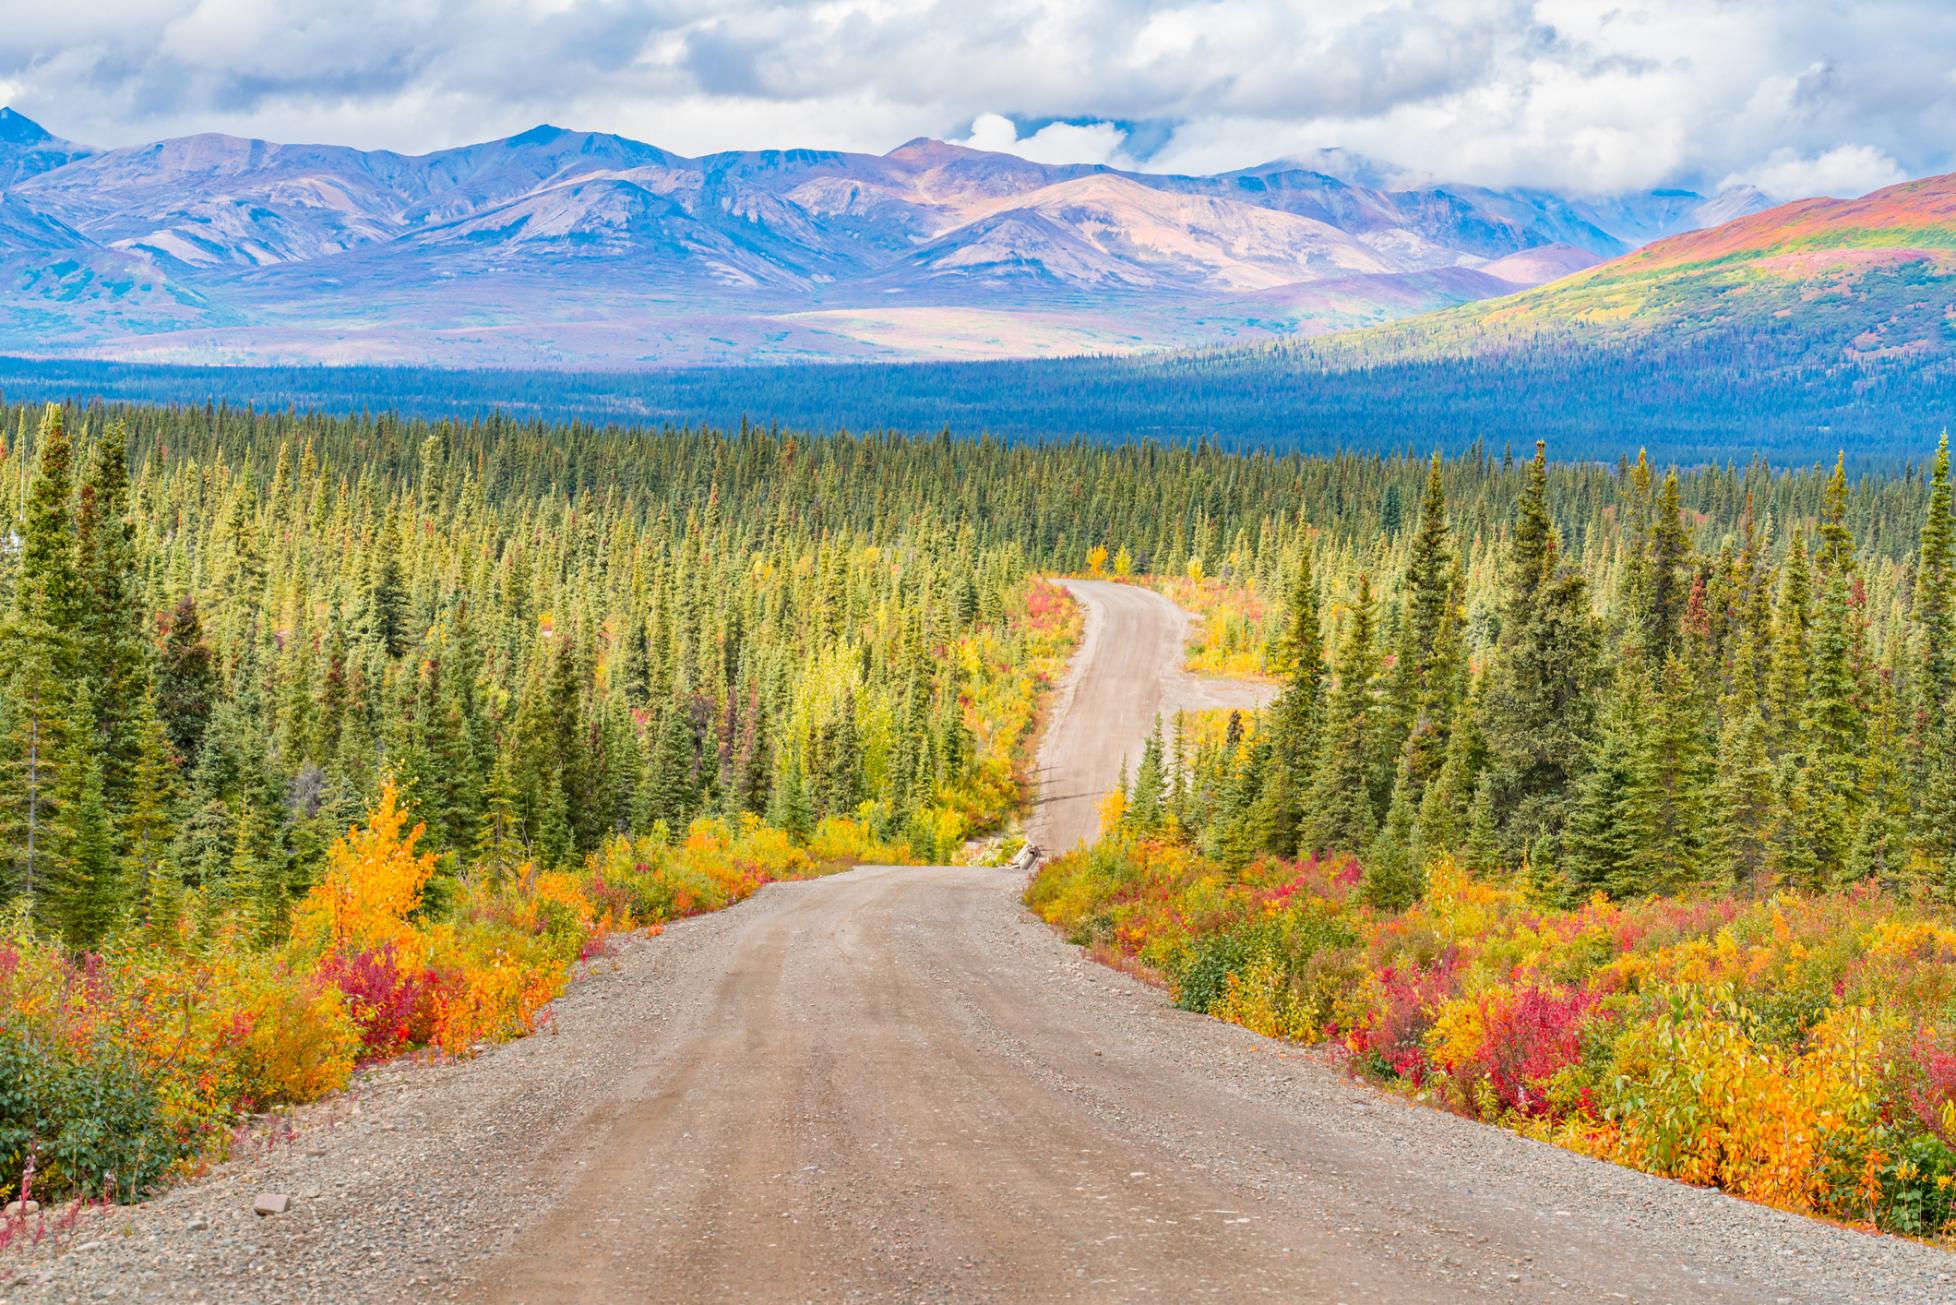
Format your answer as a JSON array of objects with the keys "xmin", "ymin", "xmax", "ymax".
[
  {"xmin": 10, "ymin": 580, "xmax": 1954, "ymax": 1304},
  {"xmin": 1032, "ymin": 579, "xmax": 1276, "ymax": 853}
]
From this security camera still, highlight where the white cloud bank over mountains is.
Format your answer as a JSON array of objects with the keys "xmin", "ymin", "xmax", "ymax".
[{"xmin": 0, "ymin": 0, "xmax": 1947, "ymax": 199}]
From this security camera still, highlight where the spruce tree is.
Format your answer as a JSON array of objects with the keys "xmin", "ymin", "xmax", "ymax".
[
  {"xmin": 75, "ymin": 420, "xmax": 152, "ymax": 824},
  {"xmin": 473, "ymin": 750, "xmax": 524, "ymax": 874},
  {"xmin": 1709, "ymin": 706, "xmax": 1775, "ymax": 889},
  {"xmin": 1302, "ymin": 574, "xmax": 1381, "ymax": 855},
  {"xmin": 1126, "ymin": 717, "xmax": 1169, "ymax": 835},
  {"xmin": 1473, "ymin": 442, "xmax": 1600, "ymax": 869},
  {"xmin": 365, "ymin": 528, "xmax": 409, "ymax": 656},
  {"xmin": 1381, "ymin": 455, "xmax": 1461, "ymax": 804},
  {"xmin": 770, "ymin": 748, "xmax": 814, "ymax": 841},
  {"xmin": 1564, "ymin": 671, "xmax": 1649, "ymax": 898},
  {"xmin": 1911, "ymin": 434, "xmax": 1956, "ymax": 883},
  {"xmin": 1414, "ymin": 690, "xmax": 1481, "ymax": 863},
  {"xmin": 0, "ymin": 405, "xmax": 81, "ymax": 905},
  {"xmin": 1766, "ymin": 534, "xmax": 1813, "ymax": 755},
  {"xmin": 1639, "ymin": 651, "xmax": 1714, "ymax": 892},
  {"xmin": 1798, "ymin": 557, "xmax": 1863, "ymax": 884},
  {"xmin": 1639, "ymin": 468, "xmax": 1691, "ymax": 659},
  {"xmin": 123, "ymin": 696, "xmax": 178, "ymax": 926},
  {"xmin": 1363, "ymin": 753, "xmax": 1424, "ymax": 909},
  {"xmin": 157, "ymin": 596, "xmax": 218, "ymax": 769},
  {"xmin": 1850, "ymin": 668, "xmax": 1910, "ymax": 886},
  {"xmin": 1260, "ymin": 543, "xmax": 1324, "ymax": 854},
  {"xmin": 646, "ymin": 695, "xmax": 701, "ymax": 830},
  {"xmin": 43, "ymin": 683, "xmax": 121, "ymax": 945}
]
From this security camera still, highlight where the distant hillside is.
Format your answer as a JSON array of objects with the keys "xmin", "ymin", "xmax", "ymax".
[
  {"xmin": 1323, "ymin": 173, "xmax": 1956, "ymax": 369},
  {"xmin": 0, "ymin": 108, "xmax": 1766, "ymax": 366}
]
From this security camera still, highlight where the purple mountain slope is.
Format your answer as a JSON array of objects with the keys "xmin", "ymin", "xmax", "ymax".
[{"xmin": 0, "ymin": 108, "xmax": 1771, "ymax": 366}]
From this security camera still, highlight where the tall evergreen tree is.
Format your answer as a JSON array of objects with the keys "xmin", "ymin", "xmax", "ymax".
[
  {"xmin": 1260, "ymin": 543, "xmax": 1324, "ymax": 854},
  {"xmin": 1303, "ymin": 574, "xmax": 1381, "ymax": 855},
  {"xmin": 1382, "ymin": 454, "xmax": 1462, "ymax": 802},
  {"xmin": 1911, "ymin": 434, "xmax": 1956, "ymax": 885},
  {"xmin": 1710, "ymin": 706, "xmax": 1776, "ymax": 889},
  {"xmin": 157, "ymin": 596, "xmax": 218, "ymax": 770},
  {"xmin": 1564, "ymin": 671, "xmax": 1649, "ymax": 898},
  {"xmin": 74, "ymin": 419, "xmax": 152, "ymax": 825},
  {"xmin": 1126, "ymin": 717, "xmax": 1169, "ymax": 835},
  {"xmin": 0, "ymin": 405, "xmax": 81, "ymax": 905},
  {"xmin": 1473, "ymin": 442, "xmax": 1601, "ymax": 869}
]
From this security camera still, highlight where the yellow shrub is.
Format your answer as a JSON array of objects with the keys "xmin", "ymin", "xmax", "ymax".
[
  {"xmin": 235, "ymin": 969, "xmax": 361, "ymax": 1104},
  {"xmin": 1425, "ymin": 990, "xmax": 1495, "ymax": 1074},
  {"xmin": 1214, "ymin": 954, "xmax": 1318, "ymax": 1041}
]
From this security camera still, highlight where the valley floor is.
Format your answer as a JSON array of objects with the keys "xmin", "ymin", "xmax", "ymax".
[{"xmin": 8, "ymin": 582, "xmax": 1954, "ymax": 1302}]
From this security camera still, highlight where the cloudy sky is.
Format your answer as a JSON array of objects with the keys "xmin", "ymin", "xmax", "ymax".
[{"xmin": 0, "ymin": 0, "xmax": 1948, "ymax": 199}]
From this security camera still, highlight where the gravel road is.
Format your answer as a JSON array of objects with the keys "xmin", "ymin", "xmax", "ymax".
[{"xmin": 8, "ymin": 580, "xmax": 1955, "ymax": 1304}]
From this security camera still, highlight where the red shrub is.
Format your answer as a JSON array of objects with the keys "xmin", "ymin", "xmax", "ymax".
[
  {"xmin": 317, "ymin": 945, "xmax": 434, "ymax": 1058},
  {"xmin": 1903, "ymin": 1027, "xmax": 1956, "ymax": 1143},
  {"xmin": 1476, "ymin": 986, "xmax": 1598, "ymax": 1115},
  {"xmin": 1353, "ymin": 953, "xmax": 1461, "ymax": 1081}
]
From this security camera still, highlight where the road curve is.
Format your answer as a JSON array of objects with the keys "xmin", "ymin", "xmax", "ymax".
[
  {"xmin": 15, "ymin": 579, "xmax": 1953, "ymax": 1304},
  {"xmin": 1032, "ymin": 579, "xmax": 1277, "ymax": 854}
]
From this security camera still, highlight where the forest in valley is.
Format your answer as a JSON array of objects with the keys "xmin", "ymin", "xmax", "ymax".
[
  {"xmin": 3, "ymin": 316, "xmax": 1952, "ymax": 465},
  {"xmin": 5, "ymin": 397, "xmax": 1956, "ymax": 1223}
]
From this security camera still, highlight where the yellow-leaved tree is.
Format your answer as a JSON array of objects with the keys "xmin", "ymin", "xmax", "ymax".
[{"xmin": 287, "ymin": 778, "xmax": 436, "ymax": 969}]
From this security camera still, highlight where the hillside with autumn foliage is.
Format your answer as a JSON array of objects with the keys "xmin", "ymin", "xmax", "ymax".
[{"xmin": 1329, "ymin": 171, "xmax": 1956, "ymax": 368}]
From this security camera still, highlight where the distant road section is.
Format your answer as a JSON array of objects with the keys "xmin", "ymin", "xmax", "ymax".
[{"xmin": 1031, "ymin": 579, "xmax": 1276, "ymax": 854}]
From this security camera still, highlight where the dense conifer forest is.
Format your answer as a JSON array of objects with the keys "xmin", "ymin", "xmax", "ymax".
[
  {"xmin": 2, "ymin": 398, "xmax": 1951, "ymax": 945},
  {"xmin": 1124, "ymin": 435, "xmax": 1956, "ymax": 899}
]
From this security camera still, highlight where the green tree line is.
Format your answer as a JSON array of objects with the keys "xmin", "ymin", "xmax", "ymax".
[
  {"xmin": 0, "ymin": 404, "xmax": 1026, "ymax": 946},
  {"xmin": 1143, "ymin": 435, "xmax": 1956, "ymax": 906},
  {"xmin": 3, "ymin": 399, "xmax": 1953, "ymax": 947}
]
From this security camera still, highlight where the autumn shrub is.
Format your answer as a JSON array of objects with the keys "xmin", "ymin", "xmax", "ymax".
[
  {"xmin": 316, "ymin": 945, "xmax": 433, "ymax": 1058},
  {"xmin": 0, "ymin": 1027, "xmax": 185, "ymax": 1204},
  {"xmin": 1902, "ymin": 1026, "xmax": 1956, "ymax": 1144},
  {"xmin": 1470, "ymin": 985, "xmax": 1599, "ymax": 1115},
  {"xmin": 1177, "ymin": 923, "xmax": 1273, "ymax": 1014},
  {"xmin": 1028, "ymin": 832, "xmax": 1956, "ymax": 1236},
  {"xmin": 1145, "ymin": 575, "xmax": 1272, "ymax": 678}
]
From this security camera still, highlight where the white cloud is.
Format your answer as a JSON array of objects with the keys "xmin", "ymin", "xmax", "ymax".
[
  {"xmin": 956, "ymin": 112, "xmax": 1131, "ymax": 166},
  {"xmin": 1726, "ymin": 145, "xmax": 1911, "ymax": 201},
  {"xmin": 0, "ymin": 0, "xmax": 1952, "ymax": 197}
]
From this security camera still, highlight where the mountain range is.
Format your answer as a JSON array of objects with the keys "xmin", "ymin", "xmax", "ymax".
[{"xmin": 0, "ymin": 107, "xmax": 1770, "ymax": 367}]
